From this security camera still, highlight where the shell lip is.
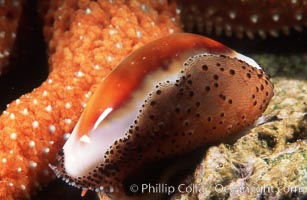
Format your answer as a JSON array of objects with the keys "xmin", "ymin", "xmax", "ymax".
[{"xmin": 48, "ymin": 149, "xmax": 109, "ymax": 193}]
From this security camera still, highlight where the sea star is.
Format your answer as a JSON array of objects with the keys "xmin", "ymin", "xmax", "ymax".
[
  {"xmin": 179, "ymin": 0, "xmax": 307, "ymax": 39},
  {"xmin": 0, "ymin": 0, "xmax": 22, "ymax": 75},
  {"xmin": 0, "ymin": 0, "xmax": 180, "ymax": 199}
]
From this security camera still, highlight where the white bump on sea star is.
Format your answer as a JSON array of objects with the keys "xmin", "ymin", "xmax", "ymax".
[
  {"xmin": 2, "ymin": 47, "xmax": 8, "ymax": 55},
  {"xmin": 250, "ymin": 14, "xmax": 258, "ymax": 23},
  {"xmin": 66, "ymin": 85, "xmax": 73, "ymax": 90},
  {"xmin": 93, "ymin": 64, "xmax": 101, "ymax": 70},
  {"xmin": 10, "ymin": 132, "xmax": 17, "ymax": 140},
  {"xmin": 33, "ymin": 99, "xmax": 38, "ymax": 104},
  {"xmin": 63, "ymin": 133, "xmax": 71, "ymax": 140},
  {"xmin": 1, "ymin": 50, "xmax": 9, "ymax": 57},
  {"xmin": 3, "ymin": 50, "xmax": 9, "ymax": 57},
  {"xmin": 48, "ymin": 124, "xmax": 56, "ymax": 134},
  {"xmin": 140, "ymin": 3, "xmax": 148, "ymax": 12},
  {"xmin": 3, "ymin": 49, "xmax": 10, "ymax": 58},
  {"xmin": 85, "ymin": 91, "xmax": 92, "ymax": 98},
  {"xmin": 84, "ymin": 91, "xmax": 93, "ymax": 98},
  {"xmin": 11, "ymin": 32, "xmax": 16, "ymax": 38},
  {"xmin": 2, "ymin": 158, "xmax": 7, "ymax": 163},
  {"xmin": 258, "ymin": 29, "xmax": 266, "ymax": 39},
  {"xmin": 8, "ymin": 182, "xmax": 14, "ymax": 187},
  {"xmin": 29, "ymin": 140, "xmax": 35, "ymax": 148},
  {"xmin": 0, "ymin": 31, "xmax": 4, "ymax": 38},
  {"xmin": 85, "ymin": 8, "xmax": 92, "ymax": 14},
  {"xmin": 291, "ymin": 0, "xmax": 298, "ymax": 3},
  {"xmin": 115, "ymin": 42, "xmax": 122, "ymax": 49},
  {"xmin": 29, "ymin": 161, "xmax": 37, "ymax": 168},
  {"xmin": 20, "ymin": 185, "xmax": 26, "ymax": 190},
  {"xmin": 64, "ymin": 118, "xmax": 72, "ymax": 125},
  {"xmin": 42, "ymin": 147, "xmax": 50, "ymax": 154},
  {"xmin": 48, "ymin": 79, "xmax": 53, "ymax": 84},
  {"xmin": 207, "ymin": 7, "xmax": 215, "ymax": 16},
  {"xmin": 16, "ymin": 99, "xmax": 20, "ymax": 104},
  {"xmin": 246, "ymin": 30, "xmax": 255, "ymax": 39},
  {"xmin": 22, "ymin": 108, "xmax": 29, "ymax": 115},
  {"xmin": 229, "ymin": 11, "xmax": 236, "ymax": 19},
  {"xmin": 65, "ymin": 102, "xmax": 72, "ymax": 109},
  {"xmin": 49, "ymin": 141, "xmax": 55, "ymax": 145},
  {"xmin": 106, "ymin": 56, "xmax": 113, "ymax": 62},
  {"xmin": 32, "ymin": 121, "xmax": 39, "ymax": 129},
  {"xmin": 9, "ymin": 113, "xmax": 15, "ymax": 120},
  {"xmin": 272, "ymin": 14, "xmax": 280, "ymax": 22},
  {"xmin": 176, "ymin": 7, "xmax": 181, "ymax": 15},
  {"xmin": 136, "ymin": 31, "xmax": 142, "ymax": 38},
  {"xmin": 79, "ymin": 35, "xmax": 84, "ymax": 40},
  {"xmin": 45, "ymin": 105, "xmax": 52, "ymax": 112},
  {"xmin": 43, "ymin": 90, "xmax": 48, "ymax": 96},
  {"xmin": 75, "ymin": 71, "xmax": 84, "ymax": 77},
  {"xmin": 225, "ymin": 24, "xmax": 232, "ymax": 34},
  {"xmin": 269, "ymin": 30, "xmax": 279, "ymax": 37},
  {"xmin": 109, "ymin": 29, "xmax": 118, "ymax": 35},
  {"xmin": 168, "ymin": 28, "xmax": 174, "ymax": 34},
  {"xmin": 295, "ymin": 13, "xmax": 303, "ymax": 21},
  {"xmin": 17, "ymin": 167, "xmax": 22, "ymax": 173}
]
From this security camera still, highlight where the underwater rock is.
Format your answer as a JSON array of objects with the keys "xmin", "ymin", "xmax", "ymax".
[
  {"xmin": 253, "ymin": 54, "xmax": 307, "ymax": 79},
  {"xmin": 171, "ymin": 78, "xmax": 307, "ymax": 200}
]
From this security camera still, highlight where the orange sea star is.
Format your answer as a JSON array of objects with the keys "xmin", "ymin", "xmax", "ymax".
[
  {"xmin": 179, "ymin": 0, "xmax": 307, "ymax": 39},
  {"xmin": 0, "ymin": 0, "xmax": 22, "ymax": 75},
  {"xmin": 0, "ymin": 0, "xmax": 181, "ymax": 199}
]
